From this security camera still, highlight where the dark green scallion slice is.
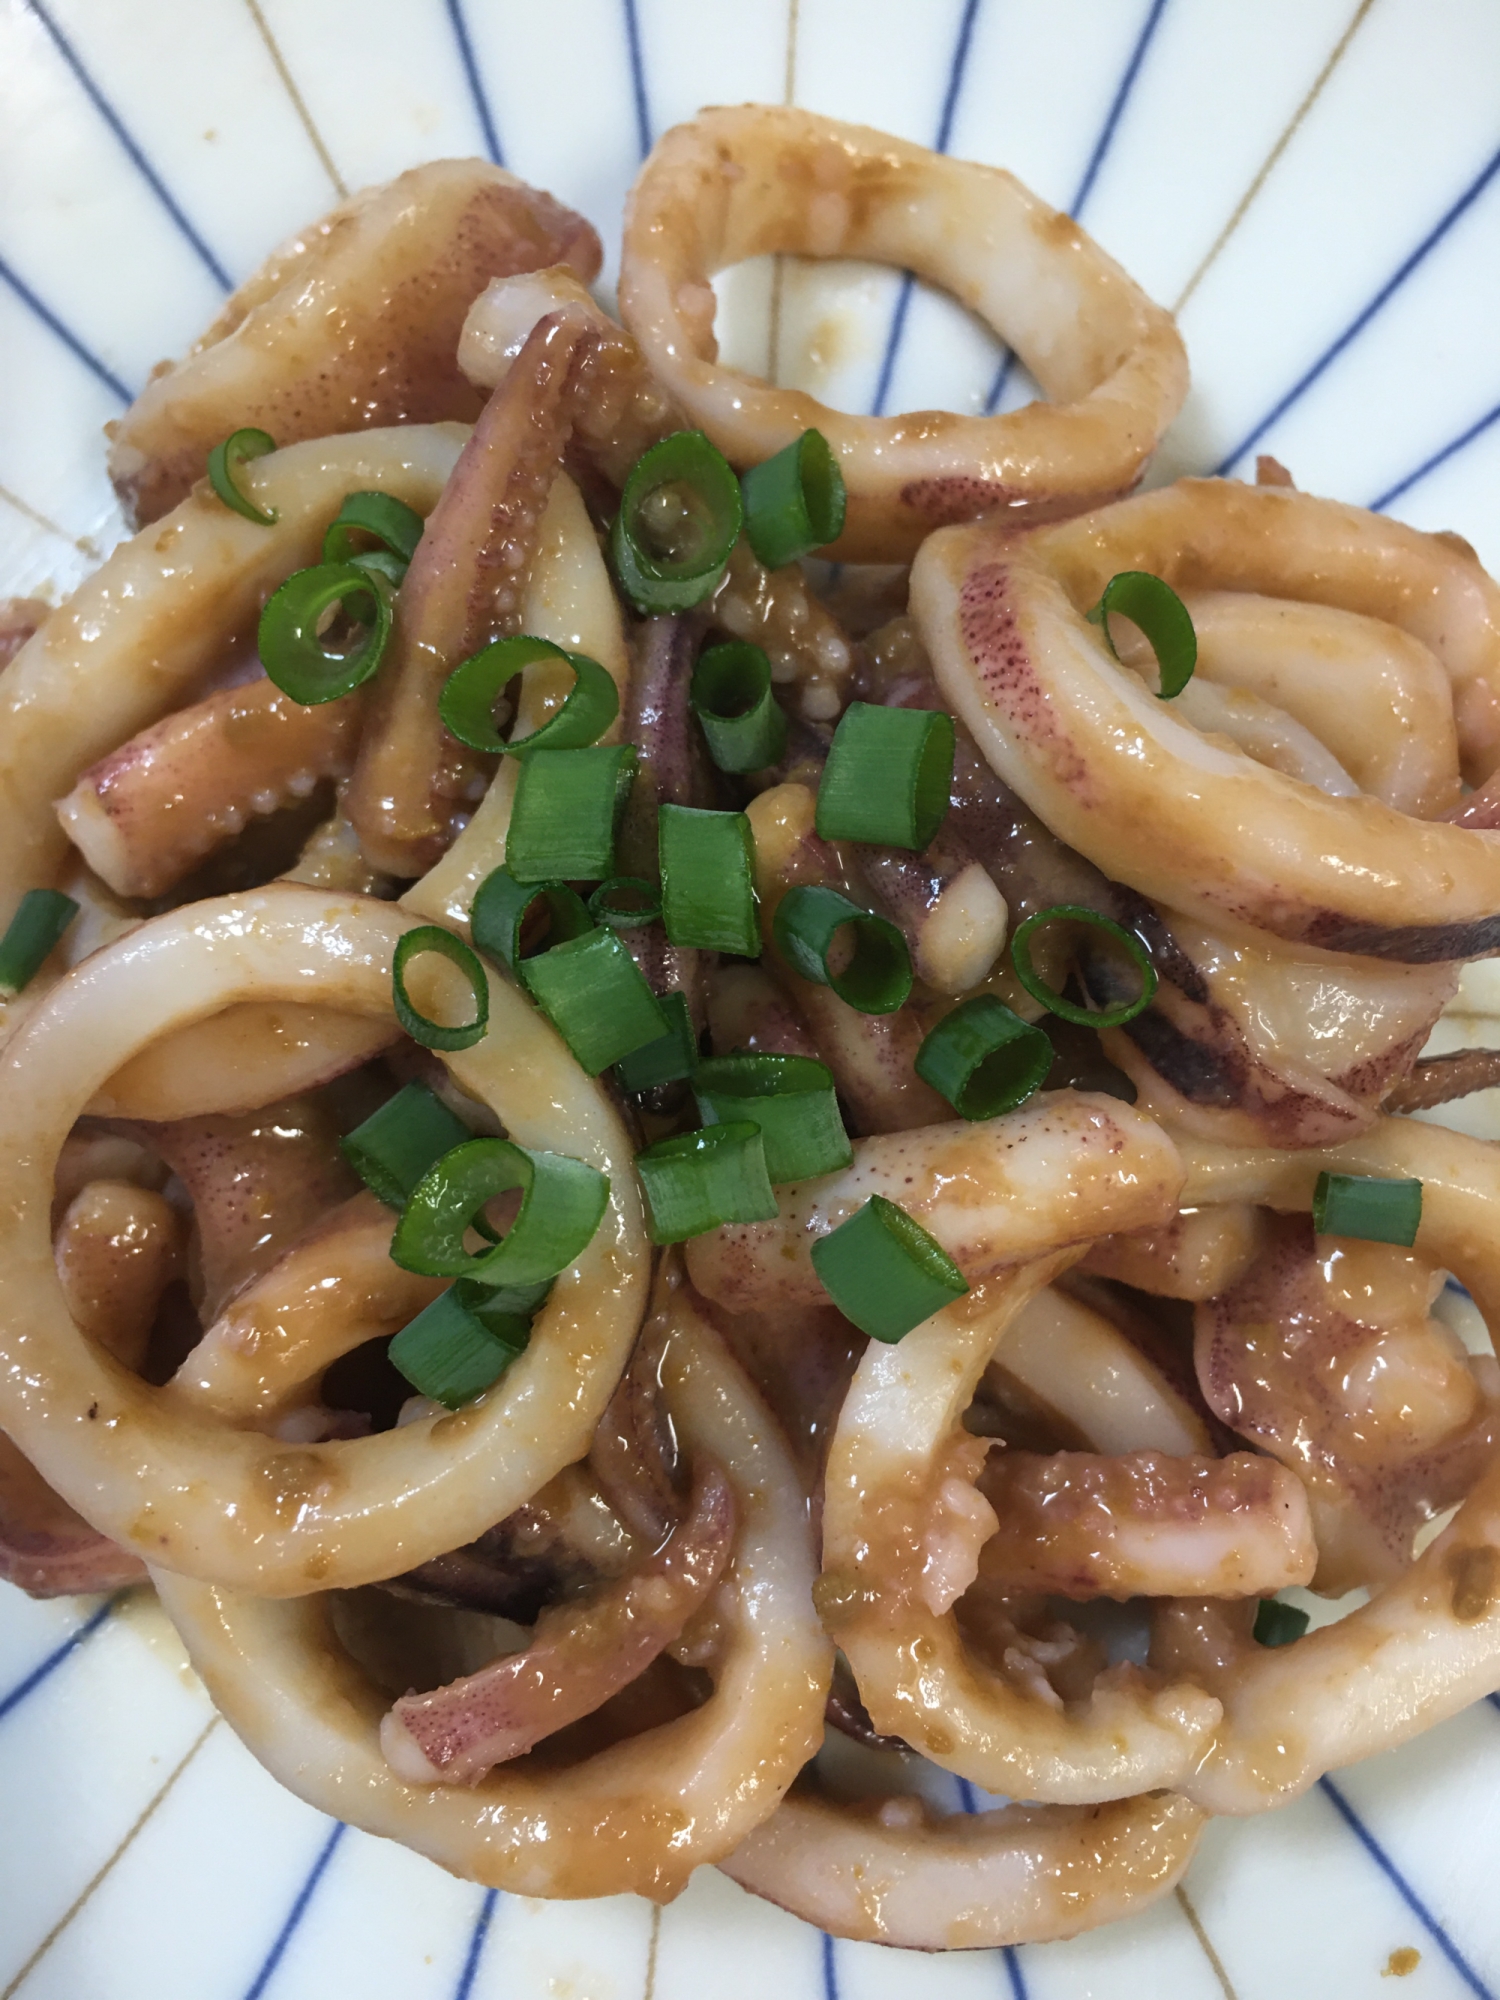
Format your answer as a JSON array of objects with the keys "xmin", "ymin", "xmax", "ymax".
[
  {"xmin": 915, "ymin": 995, "xmax": 1054, "ymax": 1121},
  {"xmin": 322, "ymin": 489, "xmax": 424, "ymax": 568},
  {"xmin": 659, "ymin": 804, "xmax": 760, "ymax": 956},
  {"xmin": 439, "ymin": 635, "xmax": 619, "ymax": 755},
  {"xmin": 815, "ymin": 701, "xmax": 954, "ymax": 851},
  {"xmin": 588, "ymin": 877, "xmax": 662, "ymax": 931},
  {"xmin": 773, "ymin": 884, "xmax": 912, "ymax": 1015},
  {"xmin": 609, "ymin": 430, "xmax": 744, "ymax": 613},
  {"xmin": 505, "ymin": 745, "xmax": 636, "ymax": 883},
  {"xmin": 258, "ymin": 562, "xmax": 393, "ymax": 704},
  {"xmin": 0, "ymin": 889, "xmax": 78, "ymax": 997},
  {"xmin": 207, "ymin": 427, "xmax": 278, "ymax": 525},
  {"xmin": 810, "ymin": 1194, "xmax": 968, "ymax": 1343},
  {"xmin": 635, "ymin": 1122, "xmax": 777, "ymax": 1244},
  {"xmin": 392, "ymin": 926, "xmax": 490, "ymax": 1052},
  {"xmin": 690, "ymin": 641, "xmax": 788, "ymax": 773},
  {"xmin": 1252, "ymin": 1598, "xmax": 1310, "ymax": 1648},
  {"xmin": 1312, "ymin": 1172, "xmax": 1423, "ymax": 1248},
  {"xmin": 741, "ymin": 428, "xmax": 847, "ymax": 569},
  {"xmin": 521, "ymin": 926, "xmax": 668, "ymax": 1075},
  {"xmin": 470, "ymin": 866, "xmax": 591, "ymax": 975},
  {"xmin": 1086, "ymin": 570, "xmax": 1197, "ymax": 699},
  {"xmin": 614, "ymin": 991, "xmax": 697, "ymax": 1094},
  {"xmin": 390, "ymin": 1136, "xmax": 608, "ymax": 1287},
  {"xmin": 1010, "ymin": 904, "xmax": 1157, "ymax": 1030},
  {"xmin": 388, "ymin": 1286, "xmax": 528, "ymax": 1409},
  {"xmin": 340, "ymin": 1082, "xmax": 472, "ymax": 1210},
  {"xmin": 693, "ymin": 1052, "xmax": 851, "ymax": 1184}
]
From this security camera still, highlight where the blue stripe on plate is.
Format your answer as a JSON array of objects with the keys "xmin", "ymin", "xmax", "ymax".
[
  {"xmin": 1214, "ymin": 138, "xmax": 1500, "ymax": 475},
  {"xmin": 868, "ymin": 0, "xmax": 984, "ymax": 417},
  {"xmin": 443, "ymin": 0, "xmax": 505, "ymax": 166},
  {"xmin": 984, "ymin": 0, "xmax": 1170, "ymax": 413},
  {"xmin": 1371, "ymin": 393, "xmax": 1500, "ymax": 510},
  {"xmin": 24, "ymin": 0, "xmax": 232, "ymax": 290},
  {"xmin": 0, "ymin": 1596, "xmax": 114, "ymax": 1724},
  {"xmin": 1003, "ymin": 1945, "xmax": 1030, "ymax": 2000},
  {"xmin": 622, "ymin": 0, "xmax": 652, "ymax": 159},
  {"xmin": 239, "ymin": 1821, "xmax": 347, "ymax": 2000},
  {"xmin": 0, "ymin": 253, "xmax": 132, "ymax": 401},
  {"xmin": 820, "ymin": 1927, "xmax": 840, "ymax": 2000},
  {"xmin": 1318, "ymin": 1776, "xmax": 1494, "ymax": 2000},
  {"xmin": 1488, "ymin": 1693, "xmax": 1500, "ymax": 1716},
  {"xmin": 452, "ymin": 1888, "xmax": 499, "ymax": 2000}
]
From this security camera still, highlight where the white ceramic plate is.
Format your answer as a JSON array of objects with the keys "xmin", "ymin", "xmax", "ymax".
[{"xmin": 5, "ymin": 1, "xmax": 1500, "ymax": 1994}]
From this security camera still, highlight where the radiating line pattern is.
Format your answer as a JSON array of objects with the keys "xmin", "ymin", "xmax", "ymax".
[
  {"xmin": 451, "ymin": 1888, "xmax": 499, "ymax": 2000},
  {"xmin": 24, "ymin": 0, "xmax": 232, "ymax": 289},
  {"xmin": 239, "ymin": 1822, "xmax": 347, "ymax": 2000},
  {"xmin": 443, "ymin": 0, "xmax": 504, "ymax": 166},
  {"xmin": 1372, "ymin": 393, "xmax": 1500, "ymax": 511},
  {"xmin": 0, "ymin": 1598, "xmax": 114, "ymax": 1725},
  {"xmin": 622, "ymin": 0, "xmax": 652, "ymax": 159},
  {"xmin": 0, "ymin": 255, "xmax": 132, "ymax": 403},
  {"xmin": 819, "ymin": 1927, "xmax": 840, "ymax": 2000},
  {"xmin": 240, "ymin": 0, "xmax": 347, "ymax": 198}
]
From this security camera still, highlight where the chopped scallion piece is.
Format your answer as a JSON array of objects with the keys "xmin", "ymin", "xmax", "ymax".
[
  {"xmin": 390, "ymin": 1136, "xmax": 608, "ymax": 1286},
  {"xmin": 741, "ymin": 428, "xmax": 847, "ymax": 568},
  {"xmin": 471, "ymin": 866, "xmax": 591, "ymax": 974},
  {"xmin": 690, "ymin": 640, "xmax": 788, "ymax": 774},
  {"xmin": 588, "ymin": 877, "xmax": 662, "ymax": 930},
  {"xmin": 392, "ymin": 926, "xmax": 490, "ymax": 1051},
  {"xmin": 693, "ymin": 1052, "xmax": 851, "ymax": 1184},
  {"xmin": 615, "ymin": 990, "xmax": 697, "ymax": 1093},
  {"xmin": 439, "ymin": 635, "xmax": 618, "ymax": 755},
  {"xmin": 915, "ymin": 996, "xmax": 1053, "ymax": 1121},
  {"xmin": 0, "ymin": 889, "xmax": 78, "ymax": 997},
  {"xmin": 635, "ymin": 1122, "xmax": 777, "ymax": 1244},
  {"xmin": 815, "ymin": 701, "xmax": 954, "ymax": 851},
  {"xmin": 609, "ymin": 430, "xmax": 744, "ymax": 613},
  {"xmin": 1312, "ymin": 1172, "xmax": 1423, "ymax": 1247},
  {"xmin": 521, "ymin": 926, "xmax": 668, "ymax": 1074},
  {"xmin": 773, "ymin": 884, "xmax": 912, "ymax": 1015},
  {"xmin": 506, "ymin": 745, "xmax": 636, "ymax": 883},
  {"xmin": 659, "ymin": 804, "xmax": 760, "ymax": 956},
  {"xmin": 322, "ymin": 489, "xmax": 424, "ymax": 568},
  {"xmin": 1252, "ymin": 1598, "xmax": 1310, "ymax": 1648},
  {"xmin": 258, "ymin": 562, "xmax": 393, "ymax": 704},
  {"xmin": 810, "ymin": 1194, "xmax": 968, "ymax": 1343},
  {"xmin": 1087, "ymin": 570, "xmax": 1197, "ymax": 699},
  {"xmin": 340, "ymin": 1081, "xmax": 472, "ymax": 1210},
  {"xmin": 207, "ymin": 427, "xmax": 278, "ymax": 525},
  {"xmin": 1010, "ymin": 904, "xmax": 1157, "ymax": 1030},
  {"xmin": 388, "ymin": 1286, "xmax": 527, "ymax": 1409}
]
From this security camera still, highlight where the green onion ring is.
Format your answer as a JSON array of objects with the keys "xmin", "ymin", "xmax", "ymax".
[
  {"xmin": 322, "ymin": 489, "xmax": 425, "ymax": 567},
  {"xmin": 1010, "ymin": 904, "xmax": 1157, "ymax": 1030},
  {"xmin": 773, "ymin": 884, "xmax": 912, "ymax": 1015},
  {"xmin": 609, "ymin": 430, "xmax": 744, "ymax": 613},
  {"xmin": 914, "ymin": 996, "xmax": 1054, "ymax": 1120},
  {"xmin": 520, "ymin": 926, "xmax": 669, "ymax": 1076},
  {"xmin": 505, "ymin": 744, "xmax": 636, "ymax": 883},
  {"xmin": 388, "ymin": 1286, "xmax": 528, "ymax": 1409},
  {"xmin": 207, "ymin": 427, "xmax": 278, "ymax": 525},
  {"xmin": 439, "ymin": 635, "xmax": 619, "ymax": 755},
  {"xmin": 1086, "ymin": 570, "xmax": 1197, "ymax": 699},
  {"xmin": 587, "ymin": 877, "xmax": 662, "ymax": 930},
  {"xmin": 809, "ymin": 1194, "xmax": 969, "ymax": 1343},
  {"xmin": 614, "ymin": 990, "xmax": 698, "ymax": 1093},
  {"xmin": 1312, "ymin": 1171, "xmax": 1423, "ymax": 1248},
  {"xmin": 340, "ymin": 1081, "xmax": 473, "ymax": 1211},
  {"xmin": 257, "ymin": 561, "xmax": 393, "ymax": 705},
  {"xmin": 690, "ymin": 641, "xmax": 788, "ymax": 774},
  {"xmin": 815, "ymin": 701, "xmax": 954, "ymax": 851},
  {"xmin": 471, "ymin": 866, "xmax": 592, "ymax": 975},
  {"xmin": 741, "ymin": 428, "xmax": 847, "ymax": 569},
  {"xmin": 392, "ymin": 926, "xmax": 490, "ymax": 1052},
  {"xmin": 634, "ymin": 1122, "xmax": 778, "ymax": 1244},
  {"xmin": 1252, "ymin": 1599, "xmax": 1310, "ymax": 1648},
  {"xmin": 0, "ymin": 889, "xmax": 79, "ymax": 997},
  {"xmin": 390, "ymin": 1136, "xmax": 609, "ymax": 1287},
  {"xmin": 693, "ymin": 1052, "xmax": 851, "ymax": 1184}
]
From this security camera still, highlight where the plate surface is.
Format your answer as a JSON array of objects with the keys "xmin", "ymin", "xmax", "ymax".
[{"xmin": 4, "ymin": 1, "xmax": 1500, "ymax": 1995}]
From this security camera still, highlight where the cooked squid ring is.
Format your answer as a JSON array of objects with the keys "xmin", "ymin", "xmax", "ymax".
[
  {"xmin": 107, "ymin": 161, "xmax": 600, "ymax": 525},
  {"xmin": 914, "ymin": 483, "xmax": 1500, "ymax": 960},
  {"xmin": 0, "ymin": 885, "xmax": 648, "ymax": 1595},
  {"xmin": 0, "ymin": 426, "xmax": 464, "ymax": 932},
  {"xmin": 720, "ymin": 1780, "xmax": 1204, "ymax": 1949},
  {"xmin": 153, "ymin": 1278, "xmax": 830, "ymax": 1900},
  {"xmin": 617, "ymin": 105, "xmax": 1187, "ymax": 562},
  {"xmin": 89, "ymin": 1003, "xmax": 397, "ymax": 1122},
  {"xmin": 1169, "ymin": 1117, "xmax": 1500, "ymax": 1809}
]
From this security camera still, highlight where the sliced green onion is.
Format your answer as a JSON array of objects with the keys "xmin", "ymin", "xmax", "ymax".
[
  {"xmin": 690, "ymin": 641, "xmax": 788, "ymax": 773},
  {"xmin": 1010, "ymin": 905, "xmax": 1157, "ymax": 1030},
  {"xmin": 392, "ymin": 926, "xmax": 490, "ymax": 1052},
  {"xmin": 340, "ymin": 1082, "xmax": 472, "ymax": 1210},
  {"xmin": 506, "ymin": 745, "xmax": 636, "ymax": 883},
  {"xmin": 815, "ymin": 702, "xmax": 954, "ymax": 851},
  {"xmin": 521, "ymin": 926, "xmax": 667, "ymax": 1074},
  {"xmin": 439, "ymin": 635, "xmax": 618, "ymax": 755},
  {"xmin": 773, "ymin": 885, "xmax": 912, "ymax": 1015},
  {"xmin": 659, "ymin": 804, "xmax": 760, "ymax": 956},
  {"xmin": 915, "ymin": 996, "xmax": 1053, "ymax": 1121},
  {"xmin": 694, "ymin": 1053, "xmax": 851, "ymax": 1184},
  {"xmin": 609, "ymin": 430, "xmax": 744, "ymax": 613},
  {"xmin": 615, "ymin": 990, "xmax": 697, "ymax": 1093},
  {"xmin": 741, "ymin": 428, "xmax": 847, "ymax": 568},
  {"xmin": 1312, "ymin": 1172, "xmax": 1423, "ymax": 1247},
  {"xmin": 1252, "ymin": 1598, "xmax": 1310, "ymax": 1648},
  {"xmin": 322, "ymin": 489, "xmax": 424, "ymax": 568},
  {"xmin": 0, "ymin": 889, "xmax": 78, "ymax": 997},
  {"xmin": 810, "ymin": 1194, "xmax": 968, "ymax": 1343},
  {"xmin": 588, "ymin": 877, "xmax": 661, "ymax": 930},
  {"xmin": 1087, "ymin": 570, "xmax": 1197, "ymax": 699},
  {"xmin": 346, "ymin": 548, "xmax": 408, "ymax": 587},
  {"xmin": 456, "ymin": 1274, "xmax": 552, "ymax": 1321},
  {"xmin": 635, "ymin": 1122, "xmax": 777, "ymax": 1244},
  {"xmin": 471, "ymin": 866, "xmax": 591, "ymax": 974},
  {"xmin": 207, "ymin": 427, "xmax": 277, "ymax": 525},
  {"xmin": 258, "ymin": 561, "xmax": 392, "ymax": 704},
  {"xmin": 388, "ymin": 1286, "xmax": 527, "ymax": 1409},
  {"xmin": 390, "ymin": 1136, "xmax": 608, "ymax": 1286}
]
